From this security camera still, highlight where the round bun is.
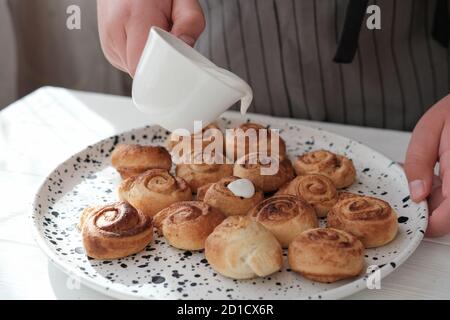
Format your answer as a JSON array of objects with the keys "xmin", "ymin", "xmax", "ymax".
[
  {"xmin": 233, "ymin": 152, "xmax": 294, "ymax": 193},
  {"xmin": 205, "ymin": 216, "xmax": 283, "ymax": 279},
  {"xmin": 226, "ymin": 122, "xmax": 287, "ymax": 161},
  {"xmin": 327, "ymin": 192, "xmax": 398, "ymax": 248},
  {"xmin": 248, "ymin": 195, "xmax": 318, "ymax": 247},
  {"xmin": 167, "ymin": 123, "xmax": 224, "ymax": 157},
  {"xmin": 293, "ymin": 150, "xmax": 356, "ymax": 188},
  {"xmin": 196, "ymin": 182, "xmax": 213, "ymax": 201},
  {"xmin": 111, "ymin": 144, "xmax": 172, "ymax": 179},
  {"xmin": 175, "ymin": 150, "xmax": 233, "ymax": 193},
  {"xmin": 153, "ymin": 201, "xmax": 225, "ymax": 250},
  {"xmin": 276, "ymin": 174, "xmax": 338, "ymax": 217},
  {"xmin": 201, "ymin": 176, "xmax": 264, "ymax": 216},
  {"xmin": 79, "ymin": 202, "xmax": 153, "ymax": 259},
  {"xmin": 288, "ymin": 228, "xmax": 365, "ymax": 283},
  {"xmin": 118, "ymin": 169, "xmax": 192, "ymax": 218}
]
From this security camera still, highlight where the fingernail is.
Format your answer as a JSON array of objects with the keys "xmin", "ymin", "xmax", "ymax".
[
  {"xmin": 409, "ymin": 180, "xmax": 425, "ymax": 201},
  {"xmin": 179, "ymin": 35, "xmax": 195, "ymax": 47}
]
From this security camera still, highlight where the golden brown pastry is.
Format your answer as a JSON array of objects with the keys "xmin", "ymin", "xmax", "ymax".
[
  {"xmin": 288, "ymin": 228, "xmax": 365, "ymax": 283},
  {"xmin": 248, "ymin": 195, "xmax": 318, "ymax": 247},
  {"xmin": 196, "ymin": 182, "xmax": 213, "ymax": 201},
  {"xmin": 276, "ymin": 174, "xmax": 338, "ymax": 218},
  {"xmin": 225, "ymin": 122, "xmax": 287, "ymax": 161},
  {"xmin": 293, "ymin": 150, "xmax": 356, "ymax": 188},
  {"xmin": 201, "ymin": 176, "xmax": 264, "ymax": 216},
  {"xmin": 167, "ymin": 123, "xmax": 225, "ymax": 158},
  {"xmin": 153, "ymin": 201, "xmax": 225, "ymax": 250},
  {"xmin": 327, "ymin": 192, "xmax": 398, "ymax": 248},
  {"xmin": 111, "ymin": 144, "xmax": 172, "ymax": 179},
  {"xmin": 175, "ymin": 150, "xmax": 233, "ymax": 193},
  {"xmin": 233, "ymin": 152, "xmax": 294, "ymax": 193},
  {"xmin": 79, "ymin": 202, "xmax": 153, "ymax": 259},
  {"xmin": 205, "ymin": 216, "xmax": 283, "ymax": 279},
  {"xmin": 118, "ymin": 169, "xmax": 192, "ymax": 218}
]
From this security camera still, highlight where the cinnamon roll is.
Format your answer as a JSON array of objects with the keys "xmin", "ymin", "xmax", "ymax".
[
  {"xmin": 175, "ymin": 149, "xmax": 233, "ymax": 193},
  {"xmin": 118, "ymin": 169, "xmax": 192, "ymax": 218},
  {"xmin": 153, "ymin": 201, "xmax": 225, "ymax": 250},
  {"xmin": 79, "ymin": 202, "xmax": 153, "ymax": 259},
  {"xmin": 196, "ymin": 182, "xmax": 213, "ymax": 201},
  {"xmin": 201, "ymin": 176, "xmax": 264, "ymax": 216},
  {"xmin": 205, "ymin": 216, "xmax": 283, "ymax": 279},
  {"xmin": 293, "ymin": 150, "xmax": 356, "ymax": 188},
  {"xmin": 233, "ymin": 152, "xmax": 294, "ymax": 193},
  {"xmin": 327, "ymin": 193, "xmax": 398, "ymax": 248},
  {"xmin": 111, "ymin": 144, "xmax": 172, "ymax": 179},
  {"xmin": 167, "ymin": 123, "xmax": 225, "ymax": 158},
  {"xmin": 225, "ymin": 122, "xmax": 287, "ymax": 161},
  {"xmin": 288, "ymin": 228, "xmax": 365, "ymax": 283},
  {"xmin": 276, "ymin": 174, "xmax": 338, "ymax": 218},
  {"xmin": 248, "ymin": 195, "xmax": 318, "ymax": 247}
]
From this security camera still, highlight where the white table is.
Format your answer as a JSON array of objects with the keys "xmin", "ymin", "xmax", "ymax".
[{"xmin": 1, "ymin": 86, "xmax": 449, "ymax": 300}]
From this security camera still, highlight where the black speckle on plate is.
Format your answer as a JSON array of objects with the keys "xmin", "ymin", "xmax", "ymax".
[
  {"xmin": 398, "ymin": 216, "xmax": 409, "ymax": 223},
  {"xmin": 151, "ymin": 276, "xmax": 165, "ymax": 284}
]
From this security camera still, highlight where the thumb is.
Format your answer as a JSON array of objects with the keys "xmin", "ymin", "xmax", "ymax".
[
  {"xmin": 404, "ymin": 108, "xmax": 442, "ymax": 202},
  {"xmin": 171, "ymin": 0, "xmax": 205, "ymax": 46}
]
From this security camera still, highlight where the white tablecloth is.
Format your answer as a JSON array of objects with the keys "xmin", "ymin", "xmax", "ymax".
[{"xmin": 1, "ymin": 86, "xmax": 449, "ymax": 299}]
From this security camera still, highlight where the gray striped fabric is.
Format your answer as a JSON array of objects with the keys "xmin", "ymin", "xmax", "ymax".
[{"xmin": 195, "ymin": 0, "xmax": 450, "ymax": 131}]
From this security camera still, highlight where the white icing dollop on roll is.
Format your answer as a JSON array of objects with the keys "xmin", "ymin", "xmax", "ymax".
[{"xmin": 227, "ymin": 179, "xmax": 255, "ymax": 198}]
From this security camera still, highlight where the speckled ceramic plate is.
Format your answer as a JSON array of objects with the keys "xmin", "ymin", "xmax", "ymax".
[{"xmin": 32, "ymin": 113, "xmax": 428, "ymax": 300}]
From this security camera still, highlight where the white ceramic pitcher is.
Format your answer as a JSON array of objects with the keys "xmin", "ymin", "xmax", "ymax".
[{"xmin": 132, "ymin": 27, "xmax": 253, "ymax": 134}]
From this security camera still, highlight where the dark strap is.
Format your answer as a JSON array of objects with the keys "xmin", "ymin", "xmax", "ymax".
[
  {"xmin": 432, "ymin": 0, "xmax": 449, "ymax": 48},
  {"xmin": 334, "ymin": 0, "xmax": 369, "ymax": 64}
]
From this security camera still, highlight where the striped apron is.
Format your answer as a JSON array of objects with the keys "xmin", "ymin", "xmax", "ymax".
[{"xmin": 195, "ymin": 0, "xmax": 450, "ymax": 131}]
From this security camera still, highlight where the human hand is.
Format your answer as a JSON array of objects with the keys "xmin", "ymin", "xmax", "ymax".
[
  {"xmin": 97, "ymin": 0, "xmax": 205, "ymax": 76},
  {"xmin": 404, "ymin": 94, "xmax": 450, "ymax": 237}
]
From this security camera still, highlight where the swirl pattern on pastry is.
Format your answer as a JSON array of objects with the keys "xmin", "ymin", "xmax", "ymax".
[
  {"xmin": 327, "ymin": 192, "xmax": 398, "ymax": 248},
  {"xmin": 79, "ymin": 202, "xmax": 153, "ymax": 259},
  {"xmin": 205, "ymin": 216, "xmax": 283, "ymax": 279},
  {"xmin": 276, "ymin": 174, "xmax": 338, "ymax": 218},
  {"xmin": 233, "ymin": 152, "xmax": 294, "ymax": 193},
  {"xmin": 167, "ymin": 123, "xmax": 225, "ymax": 158},
  {"xmin": 288, "ymin": 228, "xmax": 365, "ymax": 283},
  {"xmin": 118, "ymin": 169, "xmax": 192, "ymax": 218},
  {"xmin": 248, "ymin": 195, "xmax": 318, "ymax": 247},
  {"xmin": 196, "ymin": 182, "xmax": 212, "ymax": 201},
  {"xmin": 111, "ymin": 144, "xmax": 172, "ymax": 179},
  {"xmin": 293, "ymin": 150, "xmax": 356, "ymax": 188},
  {"xmin": 226, "ymin": 122, "xmax": 287, "ymax": 161},
  {"xmin": 175, "ymin": 149, "xmax": 233, "ymax": 193},
  {"xmin": 201, "ymin": 176, "xmax": 264, "ymax": 216},
  {"xmin": 153, "ymin": 201, "xmax": 225, "ymax": 250}
]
